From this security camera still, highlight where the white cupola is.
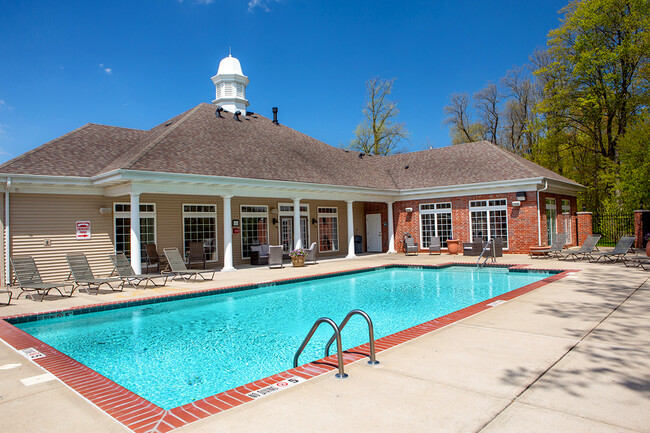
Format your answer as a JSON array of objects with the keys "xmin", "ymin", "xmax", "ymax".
[{"xmin": 211, "ymin": 54, "xmax": 249, "ymax": 113}]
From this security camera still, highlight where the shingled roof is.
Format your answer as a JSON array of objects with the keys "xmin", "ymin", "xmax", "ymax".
[{"xmin": 0, "ymin": 103, "xmax": 581, "ymax": 190}]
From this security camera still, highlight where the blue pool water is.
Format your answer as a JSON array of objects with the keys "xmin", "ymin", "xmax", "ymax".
[{"xmin": 16, "ymin": 266, "xmax": 552, "ymax": 409}]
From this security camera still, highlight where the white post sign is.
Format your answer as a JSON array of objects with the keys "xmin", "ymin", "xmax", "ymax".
[{"xmin": 76, "ymin": 221, "xmax": 91, "ymax": 240}]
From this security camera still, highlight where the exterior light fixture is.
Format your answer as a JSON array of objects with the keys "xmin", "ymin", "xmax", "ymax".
[
  {"xmin": 516, "ymin": 191, "xmax": 527, "ymax": 201},
  {"xmin": 272, "ymin": 218, "xmax": 278, "ymax": 226},
  {"xmin": 512, "ymin": 201, "xmax": 521, "ymax": 207},
  {"xmin": 98, "ymin": 207, "xmax": 112, "ymax": 215},
  {"xmin": 405, "ymin": 207, "xmax": 413, "ymax": 213},
  {"xmin": 312, "ymin": 218, "xmax": 318, "ymax": 225}
]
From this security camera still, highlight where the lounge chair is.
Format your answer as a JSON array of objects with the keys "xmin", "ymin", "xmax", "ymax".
[
  {"xmin": 66, "ymin": 253, "xmax": 124, "ymax": 294},
  {"xmin": 250, "ymin": 244, "xmax": 269, "ymax": 265},
  {"xmin": 621, "ymin": 254, "xmax": 650, "ymax": 270},
  {"xmin": 0, "ymin": 286, "xmax": 10, "ymax": 305},
  {"xmin": 463, "ymin": 239, "xmax": 483, "ymax": 256},
  {"xmin": 163, "ymin": 248, "xmax": 216, "ymax": 282},
  {"xmin": 530, "ymin": 233, "xmax": 568, "ymax": 259},
  {"xmin": 109, "ymin": 253, "xmax": 169, "ymax": 288},
  {"xmin": 10, "ymin": 255, "xmax": 75, "ymax": 301},
  {"xmin": 187, "ymin": 241, "xmax": 206, "ymax": 269},
  {"xmin": 145, "ymin": 243, "xmax": 168, "ymax": 273},
  {"xmin": 586, "ymin": 236, "xmax": 636, "ymax": 263},
  {"xmin": 305, "ymin": 242, "xmax": 318, "ymax": 265},
  {"xmin": 403, "ymin": 233, "xmax": 418, "ymax": 256},
  {"xmin": 268, "ymin": 245, "xmax": 284, "ymax": 269},
  {"xmin": 557, "ymin": 234, "xmax": 601, "ymax": 261},
  {"xmin": 429, "ymin": 236, "xmax": 441, "ymax": 255}
]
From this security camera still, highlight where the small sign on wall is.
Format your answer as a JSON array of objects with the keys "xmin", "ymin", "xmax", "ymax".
[{"xmin": 76, "ymin": 221, "xmax": 91, "ymax": 240}]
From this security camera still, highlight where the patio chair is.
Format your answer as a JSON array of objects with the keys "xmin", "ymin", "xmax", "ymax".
[
  {"xmin": 530, "ymin": 233, "xmax": 568, "ymax": 259},
  {"xmin": 163, "ymin": 248, "xmax": 216, "ymax": 282},
  {"xmin": 621, "ymin": 254, "xmax": 650, "ymax": 270},
  {"xmin": 145, "ymin": 243, "xmax": 168, "ymax": 273},
  {"xmin": 250, "ymin": 244, "xmax": 269, "ymax": 265},
  {"xmin": 109, "ymin": 252, "xmax": 169, "ymax": 289},
  {"xmin": 66, "ymin": 253, "xmax": 124, "ymax": 294},
  {"xmin": 429, "ymin": 236, "xmax": 441, "ymax": 255},
  {"xmin": 403, "ymin": 233, "xmax": 418, "ymax": 256},
  {"xmin": 305, "ymin": 242, "xmax": 318, "ymax": 265},
  {"xmin": 268, "ymin": 245, "xmax": 284, "ymax": 269},
  {"xmin": 557, "ymin": 234, "xmax": 601, "ymax": 261},
  {"xmin": 187, "ymin": 241, "xmax": 206, "ymax": 269},
  {"xmin": 463, "ymin": 239, "xmax": 483, "ymax": 256},
  {"xmin": 10, "ymin": 256, "xmax": 75, "ymax": 301},
  {"xmin": 586, "ymin": 236, "xmax": 636, "ymax": 263},
  {"xmin": 484, "ymin": 238, "xmax": 503, "ymax": 258}
]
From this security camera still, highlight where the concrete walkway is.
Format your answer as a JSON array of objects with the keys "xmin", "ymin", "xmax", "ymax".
[{"xmin": 0, "ymin": 253, "xmax": 648, "ymax": 432}]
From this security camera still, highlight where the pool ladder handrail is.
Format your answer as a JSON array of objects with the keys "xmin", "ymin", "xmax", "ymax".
[
  {"xmin": 293, "ymin": 317, "xmax": 348, "ymax": 378},
  {"xmin": 477, "ymin": 238, "xmax": 496, "ymax": 268},
  {"xmin": 324, "ymin": 309, "xmax": 380, "ymax": 366}
]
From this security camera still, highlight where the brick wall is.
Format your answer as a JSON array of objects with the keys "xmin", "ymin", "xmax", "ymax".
[
  {"xmin": 390, "ymin": 192, "xmax": 581, "ymax": 254},
  {"xmin": 576, "ymin": 212, "xmax": 593, "ymax": 247}
]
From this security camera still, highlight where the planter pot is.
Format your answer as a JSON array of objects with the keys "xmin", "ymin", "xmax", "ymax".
[
  {"xmin": 447, "ymin": 239, "xmax": 460, "ymax": 255},
  {"xmin": 291, "ymin": 256, "xmax": 306, "ymax": 267},
  {"xmin": 646, "ymin": 241, "xmax": 650, "ymax": 257}
]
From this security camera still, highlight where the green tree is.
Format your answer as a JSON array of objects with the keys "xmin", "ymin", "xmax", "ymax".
[
  {"xmin": 350, "ymin": 78, "xmax": 409, "ymax": 155},
  {"xmin": 535, "ymin": 0, "xmax": 650, "ymax": 210}
]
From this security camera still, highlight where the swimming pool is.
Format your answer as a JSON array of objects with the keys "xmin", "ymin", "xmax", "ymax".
[{"xmin": 13, "ymin": 265, "xmax": 556, "ymax": 410}]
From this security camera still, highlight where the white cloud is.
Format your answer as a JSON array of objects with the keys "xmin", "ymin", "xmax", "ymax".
[
  {"xmin": 0, "ymin": 99, "xmax": 12, "ymax": 110},
  {"xmin": 99, "ymin": 63, "xmax": 112, "ymax": 74},
  {"xmin": 195, "ymin": 0, "xmax": 215, "ymax": 3},
  {"xmin": 248, "ymin": 0, "xmax": 279, "ymax": 12}
]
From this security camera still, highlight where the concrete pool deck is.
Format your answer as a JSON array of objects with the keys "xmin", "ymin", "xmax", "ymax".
[{"xmin": 0, "ymin": 253, "xmax": 648, "ymax": 432}]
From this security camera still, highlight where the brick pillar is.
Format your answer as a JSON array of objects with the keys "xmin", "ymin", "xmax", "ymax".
[
  {"xmin": 576, "ymin": 212, "xmax": 593, "ymax": 246},
  {"xmin": 634, "ymin": 210, "xmax": 649, "ymax": 249}
]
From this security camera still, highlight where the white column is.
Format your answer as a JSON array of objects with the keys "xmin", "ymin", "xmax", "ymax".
[
  {"xmin": 293, "ymin": 198, "xmax": 302, "ymax": 250},
  {"xmin": 130, "ymin": 193, "xmax": 142, "ymax": 274},
  {"xmin": 387, "ymin": 202, "xmax": 397, "ymax": 253},
  {"xmin": 222, "ymin": 195, "xmax": 235, "ymax": 271},
  {"xmin": 346, "ymin": 200, "xmax": 356, "ymax": 259}
]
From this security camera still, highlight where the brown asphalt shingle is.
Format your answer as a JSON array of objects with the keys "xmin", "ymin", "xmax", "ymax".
[{"xmin": 0, "ymin": 103, "xmax": 581, "ymax": 190}]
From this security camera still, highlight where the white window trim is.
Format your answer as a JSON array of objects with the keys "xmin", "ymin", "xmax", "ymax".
[
  {"xmin": 418, "ymin": 202, "xmax": 453, "ymax": 247},
  {"xmin": 182, "ymin": 203, "xmax": 219, "ymax": 262},
  {"xmin": 468, "ymin": 199, "xmax": 509, "ymax": 249},
  {"xmin": 317, "ymin": 207, "xmax": 339, "ymax": 253},
  {"xmin": 277, "ymin": 203, "xmax": 310, "ymax": 246},
  {"xmin": 561, "ymin": 199, "xmax": 570, "ymax": 214},
  {"xmin": 240, "ymin": 205, "xmax": 269, "ymax": 260},
  {"xmin": 113, "ymin": 202, "xmax": 157, "ymax": 262}
]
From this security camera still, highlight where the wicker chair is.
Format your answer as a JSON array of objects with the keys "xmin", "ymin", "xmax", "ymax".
[{"xmin": 403, "ymin": 233, "xmax": 419, "ymax": 255}]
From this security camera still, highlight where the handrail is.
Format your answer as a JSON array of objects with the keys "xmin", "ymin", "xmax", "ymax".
[
  {"xmin": 293, "ymin": 317, "xmax": 348, "ymax": 378},
  {"xmin": 324, "ymin": 309, "xmax": 379, "ymax": 365},
  {"xmin": 477, "ymin": 238, "xmax": 496, "ymax": 268}
]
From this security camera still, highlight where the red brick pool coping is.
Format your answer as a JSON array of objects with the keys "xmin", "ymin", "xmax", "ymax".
[{"xmin": 0, "ymin": 263, "xmax": 577, "ymax": 433}]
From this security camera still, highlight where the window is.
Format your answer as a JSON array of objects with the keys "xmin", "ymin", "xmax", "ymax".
[
  {"xmin": 561, "ymin": 199, "xmax": 572, "ymax": 242},
  {"xmin": 469, "ymin": 199, "xmax": 508, "ymax": 248},
  {"xmin": 183, "ymin": 204, "xmax": 218, "ymax": 261},
  {"xmin": 241, "ymin": 205, "xmax": 268, "ymax": 259},
  {"xmin": 318, "ymin": 207, "xmax": 339, "ymax": 252},
  {"xmin": 278, "ymin": 203, "xmax": 310, "ymax": 251},
  {"xmin": 113, "ymin": 203, "xmax": 156, "ymax": 262},
  {"xmin": 546, "ymin": 198, "xmax": 557, "ymax": 245},
  {"xmin": 419, "ymin": 202, "xmax": 453, "ymax": 248}
]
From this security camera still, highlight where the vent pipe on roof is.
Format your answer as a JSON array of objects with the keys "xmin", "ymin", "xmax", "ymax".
[
  {"xmin": 272, "ymin": 107, "xmax": 279, "ymax": 125},
  {"xmin": 233, "ymin": 110, "xmax": 242, "ymax": 121},
  {"xmin": 215, "ymin": 106, "xmax": 224, "ymax": 118}
]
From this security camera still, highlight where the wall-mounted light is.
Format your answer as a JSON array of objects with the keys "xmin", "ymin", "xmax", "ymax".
[
  {"xmin": 516, "ymin": 191, "xmax": 527, "ymax": 201},
  {"xmin": 405, "ymin": 207, "xmax": 413, "ymax": 213},
  {"xmin": 512, "ymin": 201, "xmax": 521, "ymax": 207},
  {"xmin": 272, "ymin": 218, "xmax": 278, "ymax": 226},
  {"xmin": 99, "ymin": 207, "xmax": 112, "ymax": 215},
  {"xmin": 271, "ymin": 208, "xmax": 278, "ymax": 214},
  {"xmin": 312, "ymin": 218, "xmax": 318, "ymax": 225}
]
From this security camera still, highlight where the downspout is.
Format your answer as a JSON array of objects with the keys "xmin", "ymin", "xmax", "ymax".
[
  {"xmin": 536, "ymin": 179, "xmax": 548, "ymax": 245},
  {"xmin": 4, "ymin": 178, "xmax": 10, "ymax": 285}
]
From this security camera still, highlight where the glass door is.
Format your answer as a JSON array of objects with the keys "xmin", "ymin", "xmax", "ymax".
[{"xmin": 546, "ymin": 198, "xmax": 557, "ymax": 245}]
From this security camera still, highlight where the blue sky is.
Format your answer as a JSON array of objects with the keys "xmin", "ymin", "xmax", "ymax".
[{"xmin": 0, "ymin": 0, "xmax": 568, "ymax": 165}]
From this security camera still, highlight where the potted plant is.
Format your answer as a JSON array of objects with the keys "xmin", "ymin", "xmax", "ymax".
[{"xmin": 289, "ymin": 248, "xmax": 309, "ymax": 267}]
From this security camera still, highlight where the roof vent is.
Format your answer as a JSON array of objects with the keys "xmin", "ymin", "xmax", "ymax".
[
  {"xmin": 234, "ymin": 110, "xmax": 242, "ymax": 121},
  {"xmin": 358, "ymin": 153, "xmax": 365, "ymax": 159},
  {"xmin": 215, "ymin": 106, "xmax": 224, "ymax": 118},
  {"xmin": 246, "ymin": 111, "xmax": 255, "ymax": 116},
  {"xmin": 405, "ymin": 165, "xmax": 409, "ymax": 169},
  {"xmin": 272, "ymin": 107, "xmax": 279, "ymax": 125},
  {"xmin": 164, "ymin": 122, "xmax": 173, "ymax": 127}
]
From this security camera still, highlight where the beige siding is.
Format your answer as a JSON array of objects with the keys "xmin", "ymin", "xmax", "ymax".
[
  {"xmin": 10, "ymin": 193, "xmax": 115, "ymax": 282},
  {"xmin": 1, "ymin": 193, "xmax": 5, "ymax": 286},
  {"xmin": 353, "ymin": 201, "xmax": 366, "ymax": 253}
]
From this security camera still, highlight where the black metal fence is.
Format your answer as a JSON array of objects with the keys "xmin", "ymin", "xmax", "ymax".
[{"xmin": 592, "ymin": 212, "xmax": 635, "ymax": 247}]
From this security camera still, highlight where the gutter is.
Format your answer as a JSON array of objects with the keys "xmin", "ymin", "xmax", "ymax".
[
  {"xmin": 4, "ymin": 177, "xmax": 10, "ymax": 285},
  {"xmin": 537, "ymin": 179, "xmax": 548, "ymax": 245}
]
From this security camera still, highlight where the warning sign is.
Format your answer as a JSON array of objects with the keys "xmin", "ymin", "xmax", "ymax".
[
  {"xmin": 19, "ymin": 347, "xmax": 46, "ymax": 360},
  {"xmin": 246, "ymin": 376, "xmax": 305, "ymax": 400},
  {"xmin": 76, "ymin": 221, "xmax": 91, "ymax": 240}
]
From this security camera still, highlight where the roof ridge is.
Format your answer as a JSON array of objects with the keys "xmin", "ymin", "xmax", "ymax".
[
  {"xmin": 120, "ymin": 104, "xmax": 204, "ymax": 170},
  {"xmin": 0, "ymin": 123, "xmax": 93, "ymax": 172},
  {"xmin": 484, "ymin": 141, "xmax": 540, "ymax": 178}
]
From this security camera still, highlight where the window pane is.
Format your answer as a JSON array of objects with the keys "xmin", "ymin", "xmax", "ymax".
[
  {"xmin": 420, "ymin": 213, "xmax": 436, "ymax": 248},
  {"xmin": 241, "ymin": 217, "xmax": 268, "ymax": 258},
  {"xmin": 489, "ymin": 210, "xmax": 508, "ymax": 248},
  {"xmin": 436, "ymin": 212, "xmax": 453, "ymax": 247},
  {"xmin": 184, "ymin": 216, "xmax": 217, "ymax": 261},
  {"xmin": 280, "ymin": 217, "xmax": 292, "ymax": 252},
  {"xmin": 471, "ymin": 211, "xmax": 488, "ymax": 241},
  {"xmin": 318, "ymin": 216, "xmax": 338, "ymax": 251}
]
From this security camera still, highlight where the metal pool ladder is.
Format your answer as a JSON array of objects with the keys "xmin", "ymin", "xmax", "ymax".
[
  {"xmin": 293, "ymin": 309, "xmax": 379, "ymax": 379},
  {"xmin": 477, "ymin": 238, "xmax": 496, "ymax": 268}
]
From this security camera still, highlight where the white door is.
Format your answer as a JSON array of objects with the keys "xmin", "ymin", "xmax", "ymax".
[{"xmin": 366, "ymin": 213, "xmax": 382, "ymax": 252}]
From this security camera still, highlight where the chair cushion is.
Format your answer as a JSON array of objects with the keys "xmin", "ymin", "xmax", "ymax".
[{"xmin": 260, "ymin": 244, "xmax": 270, "ymax": 256}]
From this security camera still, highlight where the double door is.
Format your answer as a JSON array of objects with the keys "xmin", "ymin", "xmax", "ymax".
[{"xmin": 280, "ymin": 216, "xmax": 309, "ymax": 251}]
